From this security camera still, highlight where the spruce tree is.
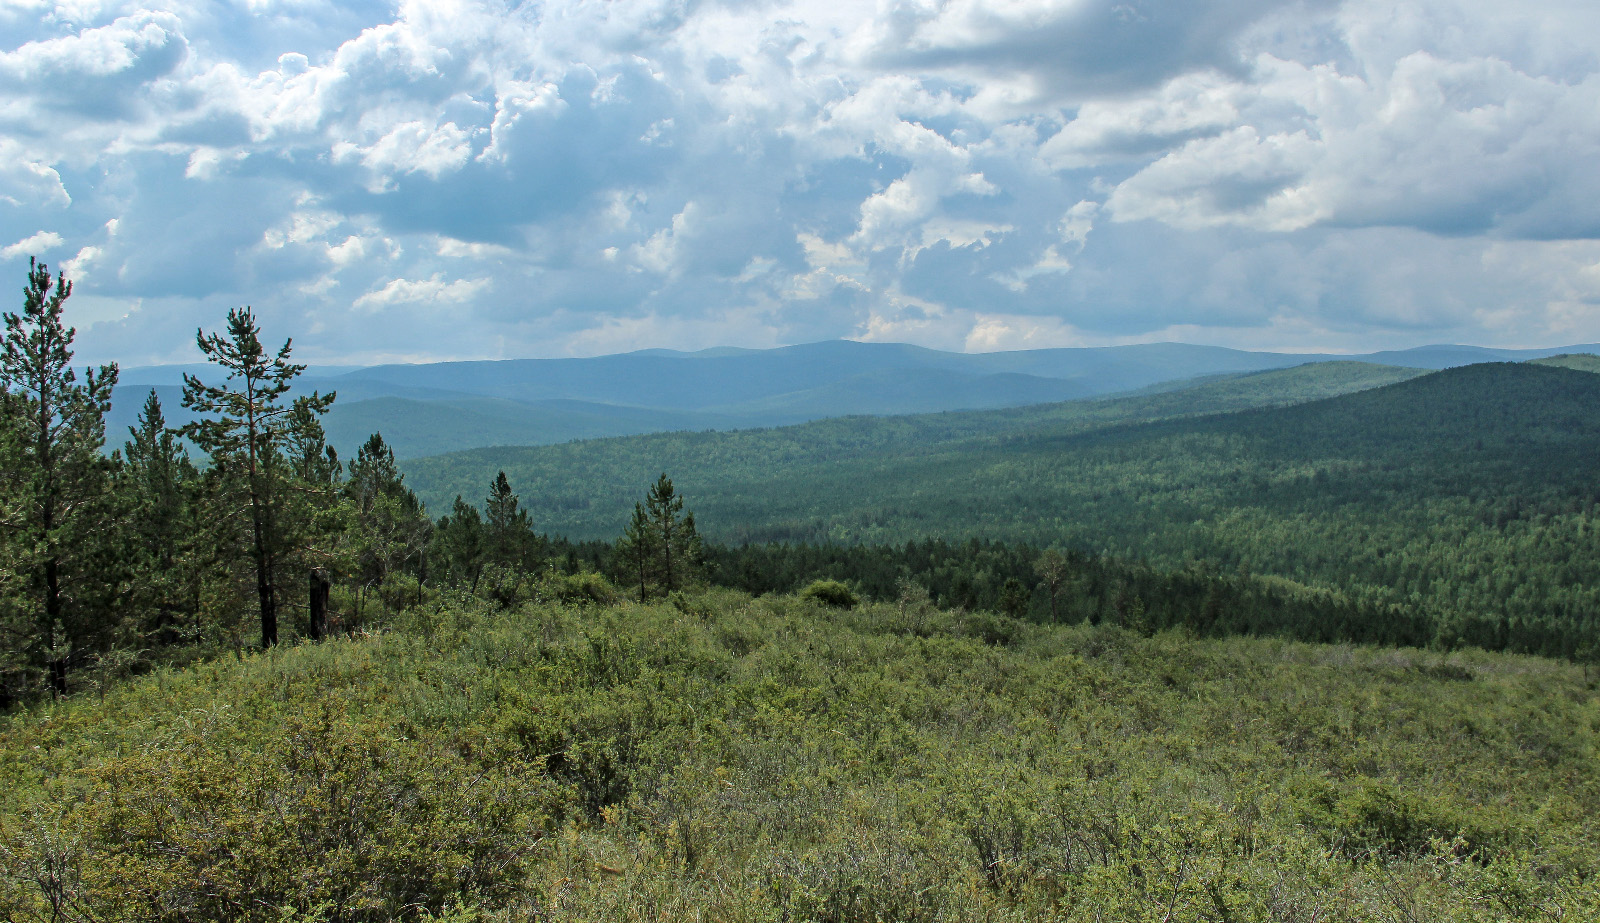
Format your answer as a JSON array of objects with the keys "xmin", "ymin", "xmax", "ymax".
[
  {"xmin": 181, "ymin": 307, "xmax": 333, "ymax": 647},
  {"xmin": 0, "ymin": 259, "xmax": 121, "ymax": 697}
]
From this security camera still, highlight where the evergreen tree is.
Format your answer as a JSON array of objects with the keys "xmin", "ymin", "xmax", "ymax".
[
  {"xmin": 433, "ymin": 496, "xmax": 485, "ymax": 592},
  {"xmin": 645, "ymin": 474, "xmax": 701, "ymax": 595},
  {"xmin": 343, "ymin": 433, "xmax": 431, "ymax": 620},
  {"xmin": 483, "ymin": 470, "xmax": 537, "ymax": 573},
  {"xmin": 0, "ymin": 384, "xmax": 33, "ymax": 701},
  {"xmin": 0, "ymin": 259, "xmax": 121, "ymax": 697},
  {"xmin": 121, "ymin": 390, "xmax": 200, "ymax": 646},
  {"xmin": 181, "ymin": 307, "xmax": 334, "ymax": 647},
  {"xmin": 614, "ymin": 502, "xmax": 658, "ymax": 602}
]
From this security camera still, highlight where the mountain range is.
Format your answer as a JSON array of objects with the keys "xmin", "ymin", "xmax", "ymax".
[{"xmin": 108, "ymin": 340, "xmax": 1599, "ymax": 459}]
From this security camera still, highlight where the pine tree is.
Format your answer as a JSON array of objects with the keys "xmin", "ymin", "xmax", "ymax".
[
  {"xmin": 433, "ymin": 495, "xmax": 485, "ymax": 592},
  {"xmin": 0, "ymin": 259, "xmax": 121, "ymax": 697},
  {"xmin": 343, "ymin": 433, "xmax": 431, "ymax": 621},
  {"xmin": 644, "ymin": 474, "xmax": 701, "ymax": 595},
  {"xmin": 484, "ymin": 471, "xmax": 537, "ymax": 573},
  {"xmin": 121, "ymin": 390, "xmax": 200, "ymax": 646},
  {"xmin": 181, "ymin": 307, "xmax": 334, "ymax": 647},
  {"xmin": 614, "ymin": 502, "xmax": 658, "ymax": 602}
]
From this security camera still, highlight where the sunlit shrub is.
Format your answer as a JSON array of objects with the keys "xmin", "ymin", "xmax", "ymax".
[{"xmin": 800, "ymin": 579, "xmax": 858, "ymax": 609}]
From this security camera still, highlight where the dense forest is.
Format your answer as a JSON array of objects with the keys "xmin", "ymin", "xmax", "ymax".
[
  {"xmin": 0, "ymin": 260, "xmax": 1456, "ymax": 705},
  {"xmin": 406, "ymin": 362, "xmax": 1600, "ymax": 660},
  {"xmin": 3, "ymin": 262, "xmax": 1600, "ymax": 920}
]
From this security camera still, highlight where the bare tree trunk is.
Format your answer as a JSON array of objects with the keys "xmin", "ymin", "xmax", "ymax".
[
  {"xmin": 253, "ymin": 508, "xmax": 277, "ymax": 647},
  {"xmin": 309, "ymin": 568, "xmax": 331, "ymax": 640}
]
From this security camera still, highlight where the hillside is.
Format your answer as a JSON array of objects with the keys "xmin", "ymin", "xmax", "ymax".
[
  {"xmin": 109, "ymin": 339, "xmax": 1595, "ymax": 458},
  {"xmin": 402, "ymin": 363, "xmax": 1600, "ymax": 655},
  {"xmin": 401, "ymin": 359, "xmax": 1432, "ymax": 527},
  {"xmin": 3, "ymin": 590, "xmax": 1596, "ymax": 921},
  {"xmin": 1533, "ymin": 353, "xmax": 1600, "ymax": 374}
]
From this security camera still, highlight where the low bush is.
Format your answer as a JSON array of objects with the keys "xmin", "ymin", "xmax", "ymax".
[{"xmin": 800, "ymin": 579, "xmax": 858, "ymax": 609}]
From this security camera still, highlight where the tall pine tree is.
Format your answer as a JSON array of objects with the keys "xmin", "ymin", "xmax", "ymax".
[
  {"xmin": 0, "ymin": 259, "xmax": 121, "ymax": 697},
  {"xmin": 181, "ymin": 307, "xmax": 334, "ymax": 647},
  {"xmin": 342, "ymin": 432, "xmax": 431, "ymax": 624}
]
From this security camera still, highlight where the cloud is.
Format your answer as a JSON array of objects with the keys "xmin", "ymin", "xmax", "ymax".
[
  {"xmin": 1, "ymin": 229, "xmax": 64, "ymax": 259},
  {"xmin": 0, "ymin": 0, "xmax": 1595, "ymax": 367},
  {"xmin": 0, "ymin": 11, "xmax": 188, "ymax": 119},
  {"xmin": 353, "ymin": 273, "xmax": 491, "ymax": 312},
  {"xmin": 1105, "ymin": 49, "xmax": 1600, "ymax": 237},
  {"xmin": 853, "ymin": 0, "xmax": 1327, "ymax": 102}
]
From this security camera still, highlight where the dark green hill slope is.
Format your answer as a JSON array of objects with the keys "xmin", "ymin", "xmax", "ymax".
[
  {"xmin": 115, "ymin": 340, "xmax": 1595, "ymax": 458},
  {"xmin": 403, "ymin": 360, "xmax": 1428, "ymax": 522},
  {"xmin": 404, "ymin": 363, "xmax": 1600, "ymax": 654},
  {"xmin": 318, "ymin": 396, "xmax": 735, "ymax": 460}
]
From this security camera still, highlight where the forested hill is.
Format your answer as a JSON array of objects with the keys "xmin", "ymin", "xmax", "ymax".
[
  {"xmin": 400, "ymin": 359, "xmax": 1433, "ymax": 526},
  {"xmin": 113, "ymin": 338, "xmax": 1593, "ymax": 459},
  {"xmin": 403, "ymin": 362, "xmax": 1600, "ymax": 654}
]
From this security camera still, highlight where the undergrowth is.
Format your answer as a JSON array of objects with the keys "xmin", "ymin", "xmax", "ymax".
[{"xmin": 2, "ymin": 588, "xmax": 1596, "ymax": 921}]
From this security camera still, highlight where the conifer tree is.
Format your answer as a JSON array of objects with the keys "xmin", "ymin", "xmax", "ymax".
[
  {"xmin": 433, "ymin": 495, "xmax": 485, "ymax": 592},
  {"xmin": 614, "ymin": 501, "xmax": 658, "ymax": 602},
  {"xmin": 181, "ymin": 307, "xmax": 334, "ymax": 647},
  {"xmin": 121, "ymin": 390, "xmax": 200, "ymax": 645},
  {"xmin": 343, "ymin": 433, "xmax": 431, "ymax": 618},
  {"xmin": 644, "ymin": 474, "xmax": 701, "ymax": 595},
  {"xmin": 0, "ymin": 259, "xmax": 121, "ymax": 697},
  {"xmin": 484, "ymin": 470, "xmax": 537, "ymax": 573}
]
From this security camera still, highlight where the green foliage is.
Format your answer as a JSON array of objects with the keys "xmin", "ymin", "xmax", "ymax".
[
  {"xmin": 3, "ymin": 591, "xmax": 1595, "ymax": 921},
  {"xmin": 181, "ymin": 307, "xmax": 337, "ymax": 648},
  {"xmin": 340, "ymin": 433, "xmax": 431, "ymax": 630},
  {"xmin": 611, "ymin": 475, "xmax": 701, "ymax": 601},
  {"xmin": 799, "ymin": 578, "xmax": 857, "ymax": 609},
  {"xmin": 537, "ymin": 571, "xmax": 619, "ymax": 607},
  {"xmin": 406, "ymin": 363, "xmax": 1600, "ymax": 660},
  {"xmin": 0, "ymin": 258, "xmax": 123, "ymax": 702}
]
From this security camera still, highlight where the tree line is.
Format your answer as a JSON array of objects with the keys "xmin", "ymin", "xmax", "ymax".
[
  {"xmin": 3, "ymin": 260, "xmax": 1594, "ymax": 706},
  {"xmin": 0, "ymin": 262, "xmax": 709, "ymax": 705}
]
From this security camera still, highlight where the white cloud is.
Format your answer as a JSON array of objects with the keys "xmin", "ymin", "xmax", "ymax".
[
  {"xmin": 1, "ymin": 229, "xmax": 64, "ymax": 260},
  {"xmin": 0, "ymin": 0, "xmax": 1596, "ymax": 367},
  {"xmin": 352, "ymin": 273, "xmax": 491, "ymax": 312}
]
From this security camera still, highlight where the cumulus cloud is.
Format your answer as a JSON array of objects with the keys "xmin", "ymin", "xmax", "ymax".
[
  {"xmin": 353, "ymin": 273, "xmax": 490, "ymax": 312},
  {"xmin": 0, "ymin": 0, "xmax": 1595, "ymax": 366},
  {"xmin": 0, "ymin": 11, "xmax": 188, "ymax": 119},
  {"xmin": 1, "ymin": 229, "xmax": 64, "ymax": 260}
]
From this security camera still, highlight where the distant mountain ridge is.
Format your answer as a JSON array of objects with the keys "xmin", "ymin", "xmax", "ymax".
[{"xmin": 108, "ymin": 340, "xmax": 1600, "ymax": 459}]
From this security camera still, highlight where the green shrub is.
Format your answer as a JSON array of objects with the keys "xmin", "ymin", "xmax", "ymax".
[
  {"xmin": 800, "ymin": 579, "xmax": 858, "ymax": 610},
  {"xmin": 9, "ymin": 706, "xmax": 552, "ymax": 922},
  {"xmin": 540, "ymin": 571, "xmax": 620, "ymax": 607}
]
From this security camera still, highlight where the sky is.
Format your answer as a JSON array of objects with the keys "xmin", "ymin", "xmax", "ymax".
[{"xmin": 3, "ymin": 0, "xmax": 1600, "ymax": 366}]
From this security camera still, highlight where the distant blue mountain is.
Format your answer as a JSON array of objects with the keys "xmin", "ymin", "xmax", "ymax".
[{"xmin": 106, "ymin": 340, "xmax": 1600, "ymax": 459}]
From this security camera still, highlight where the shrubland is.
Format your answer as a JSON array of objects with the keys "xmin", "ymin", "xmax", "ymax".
[{"xmin": 3, "ymin": 586, "xmax": 1597, "ymax": 921}]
